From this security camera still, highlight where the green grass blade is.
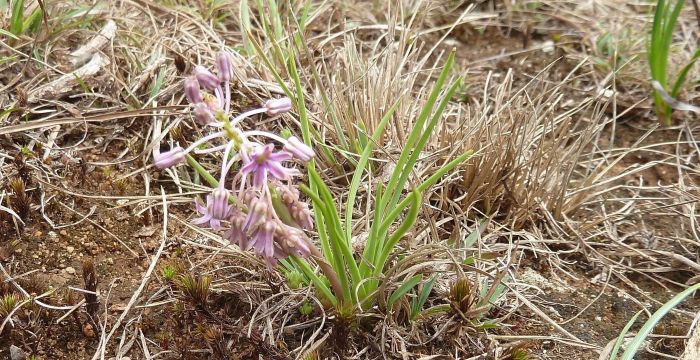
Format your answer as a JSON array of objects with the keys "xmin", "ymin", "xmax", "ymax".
[
  {"xmin": 379, "ymin": 150, "xmax": 473, "ymax": 236},
  {"xmin": 671, "ymin": 48, "xmax": 700, "ymax": 97},
  {"xmin": 620, "ymin": 283, "xmax": 700, "ymax": 360},
  {"xmin": 300, "ymin": 182, "xmax": 350, "ymax": 301},
  {"xmin": 148, "ymin": 67, "xmax": 167, "ymax": 103},
  {"xmin": 239, "ymin": 0, "xmax": 255, "ymax": 56},
  {"xmin": 22, "ymin": 6, "xmax": 41, "ymax": 34},
  {"xmin": 359, "ymin": 182, "xmax": 383, "ymax": 280},
  {"xmin": 373, "ymin": 190, "xmax": 421, "ymax": 274},
  {"xmin": 10, "ymin": 0, "xmax": 25, "ymax": 35},
  {"xmin": 246, "ymin": 28, "xmax": 293, "ymax": 98},
  {"xmin": 307, "ymin": 167, "xmax": 361, "ymax": 299},
  {"xmin": 380, "ymin": 50, "xmax": 456, "ymax": 215},
  {"xmin": 291, "ymin": 256, "xmax": 338, "ymax": 307},
  {"xmin": 411, "ymin": 274, "xmax": 437, "ymax": 320},
  {"xmin": 387, "ymin": 274, "xmax": 422, "ymax": 311},
  {"xmin": 344, "ymin": 99, "xmax": 402, "ymax": 241},
  {"xmin": 384, "ymin": 75, "xmax": 463, "ymax": 214},
  {"xmin": 609, "ymin": 310, "xmax": 643, "ymax": 360},
  {"xmin": 464, "ymin": 217, "xmax": 489, "ymax": 248},
  {"xmin": 267, "ymin": 0, "xmax": 283, "ymax": 43}
]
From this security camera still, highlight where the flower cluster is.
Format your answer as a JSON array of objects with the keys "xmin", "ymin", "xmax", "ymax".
[{"xmin": 154, "ymin": 51, "xmax": 315, "ymax": 266}]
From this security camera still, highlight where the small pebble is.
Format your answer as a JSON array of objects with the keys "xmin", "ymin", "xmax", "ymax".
[
  {"xmin": 60, "ymin": 230, "xmax": 68, "ymax": 236},
  {"xmin": 66, "ymin": 246, "xmax": 75, "ymax": 253},
  {"xmin": 542, "ymin": 40, "xmax": 555, "ymax": 54},
  {"xmin": 48, "ymin": 231, "xmax": 58, "ymax": 240},
  {"xmin": 64, "ymin": 267, "xmax": 76, "ymax": 275}
]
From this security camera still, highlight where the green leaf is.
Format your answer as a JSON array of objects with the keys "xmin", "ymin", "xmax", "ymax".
[
  {"xmin": 388, "ymin": 274, "xmax": 422, "ymax": 311},
  {"xmin": 609, "ymin": 310, "xmax": 643, "ymax": 360},
  {"xmin": 381, "ymin": 50, "xmax": 456, "ymax": 215},
  {"xmin": 380, "ymin": 150, "xmax": 473, "ymax": 235},
  {"xmin": 410, "ymin": 274, "xmax": 437, "ymax": 320},
  {"xmin": 345, "ymin": 99, "xmax": 402, "ymax": 242},
  {"xmin": 10, "ymin": 0, "xmax": 25, "ymax": 35},
  {"xmin": 291, "ymin": 256, "xmax": 338, "ymax": 307},
  {"xmin": 464, "ymin": 217, "xmax": 489, "ymax": 248},
  {"xmin": 373, "ymin": 190, "xmax": 421, "ymax": 275},
  {"xmin": 478, "ymin": 321, "xmax": 500, "ymax": 330},
  {"xmin": 239, "ymin": 0, "xmax": 255, "ymax": 55},
  {"xmin": 620, "ymin": 283, "xmax": 700, "ymax": 360},
  {"xmin": 22, "ymin": 6, "xmax": 41, "ymax": 34},
  {"xmin": 671, "ymin": 48, "xmax": 700, "ymax": 97},
  {"xmin": 148, "ymin": 67, "xmax": 167, "ymax": 102}
]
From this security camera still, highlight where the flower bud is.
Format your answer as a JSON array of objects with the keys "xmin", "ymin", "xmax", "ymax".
[
  {"xmin": 154, "ymin": 146, "xmax": 185, "ymax": 169},
  {"xmin": 292, "ymin": 203, "xmax": 314, "ymax": 231},
  {"xmin": 193, "ymin": 103, "xmax": 215, "ymax": 125},
  {"xmin": 225, "ymin": 208, "xmax": 249, "ymax": 249},
  {"xmin": 216, "ymin": 51, "xmax": 232, "ymax": 82},
  {"xmin": 264, "ymin": 97, "xmax": 292, "ymax": 115},
  {"xmin": 184, "ymin": 77, "xmax": 203, "ymax": 104},
  {"xmin": 194, "ymin": 65, "xmax": 220, "ymax": 90},
  {"xmin": 284, "ymin": 136, "xmax": 314, "ymax": 162},
  {"xmin": 210, "ymin": 187, "xmax": 231, "ymax": 220},
  {"xmin": 277, "ymin": 227, "xmax": 310, "ymax": 257},
  {"xmin": 243, "ymin": 197, "xmax": 270, "ymax": 233}
]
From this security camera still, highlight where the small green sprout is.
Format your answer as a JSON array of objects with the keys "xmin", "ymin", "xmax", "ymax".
[
  {"xmin": 298, "ymin": 300, "xmax": 314, "ymax": 316},
  {"xmin": 285, "ymin": 269, "xmax": 305, "ymax": 289},
  {"xmin": 280, "ymin": 128, "xmax": 292, "ymax": 139},
  {"xmin": 0, "ymin": 293, "xmax": 19, "ymax": 316},
  {"xmin": 161, "ymin": 265, "xmax": 177, "ymax": 281}
]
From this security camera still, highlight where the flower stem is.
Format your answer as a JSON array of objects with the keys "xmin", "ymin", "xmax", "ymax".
[{"xmin": 185, "ymin": 154, "xmax": 219, "ymax": 188}]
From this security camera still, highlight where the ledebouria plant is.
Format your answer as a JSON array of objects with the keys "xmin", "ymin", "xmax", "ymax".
[
  {"xmin": 156, "ymin": 49, "xmax": 469, "ymax": 311},
  {"xmin": 154, "ymin": 51, "xmax": 315, "ymax": 267}
]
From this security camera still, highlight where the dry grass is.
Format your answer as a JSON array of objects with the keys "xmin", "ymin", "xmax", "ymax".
[{"xmin": 1, "ymin": 0, "xmax": 700, "ymax": 359}]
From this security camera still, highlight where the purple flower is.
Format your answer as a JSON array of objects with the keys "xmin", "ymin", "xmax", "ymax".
[
  {"xmin": 193, "ymin": 187, "xmax": 232, "ymax": 230},
  {"xmin": 194, "ymin": 65, "xmax": 220, "ymax": 90},
  {"xmin": 154, "ymin": 147, "xmax": 185, "ymax": 169},
  {"xmin": 216, "ymin": 51, "xmax": 232, "ymax": 82},
  {"xmin": 184, "ymin": 77, "xmax": 203, "ymax": 104},
  {"xmin": 277, "ymin": 184, "xmax": 314, "ymax": 230},
  {"xmin": 242, "ymin": 196, "xmax": 269, "ymax": 233},
  {"xmin": 276, "ymin": 226, "xmax": 311, "ymax": 257},
  {"xmin": 250, "ymin": 220, "xmax": 277, "ymax": 262},
  {"xmin": 193, "ymin": 103, "xmax": 215, "ymax": 125},
  {"xmin": 224, "ymin": 207, "xmax": 248, "ymax": 249},
  {"xmin": 284, "ymin": 136, "xmax": 314, "ymax": 162},
  {"xmin": 291, "ymin": 203, "xmax": 314, "ymax": 230},
  {"xmin": 241, "ymin": 144, "xmax": 300, "ymax": 188},
  {"xmin": 264, "ymin": 97, "xmax": 292, "ymax": 115}
]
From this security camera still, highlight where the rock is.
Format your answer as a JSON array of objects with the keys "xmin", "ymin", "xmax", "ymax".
[
  {"xmin": 64, "ymin": 267, "xmax": 76, "ymax": 275},
  {"xmin": 60, "ymin": 230, "xmax": 68, "ymax": 236},
  {"xmin": 66, "ymin": 246, "xmax": 75, "ymax": 253},
  {"xmin": 10, "ymin": 345, "xmax": 27, "ymax": 360},
  {"xmin": 48, "ymin": 231, "xmax": 58, "ymax": 240}
]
